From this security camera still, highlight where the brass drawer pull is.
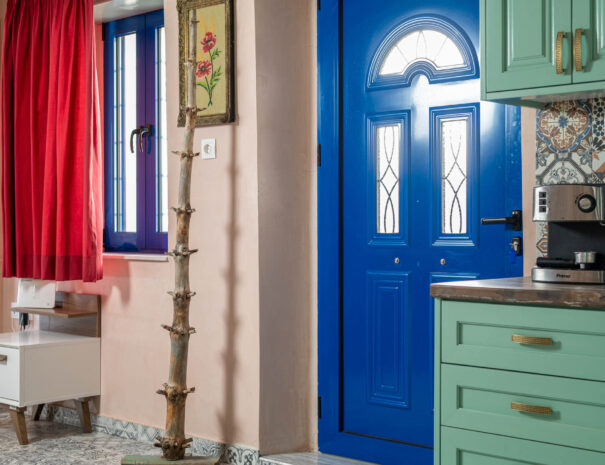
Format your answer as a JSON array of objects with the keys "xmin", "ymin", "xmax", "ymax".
[
  {"xmin": 574, "ymin": 28, "xmax": 583, "ymax": 72},
  {"xmin": 512, "ymin": 334, "xmax": 553, "ymax": 346},
  {"xmin": 511, "ymin": 401, "xmax": 552, "ymax": 416},
  {"xmin": 0, "ymin": 355, "xmax": 6, "ymax": 362},
  {"xmin": 555, "ymin": 31, "xmax": 565, "ymax": 74}
]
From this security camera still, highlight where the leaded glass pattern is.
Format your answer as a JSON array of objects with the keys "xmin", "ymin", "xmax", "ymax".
[
  {"xmin": 377, "ymin": 125, "xmax": 400, "ymax": 234},
  {"xmin": 441, "ymin": 118, "xmax": 468, "ymax": 235},
  {"xmin": 379, "ymin": 29, "xmax": 465, "ymax": 76}
]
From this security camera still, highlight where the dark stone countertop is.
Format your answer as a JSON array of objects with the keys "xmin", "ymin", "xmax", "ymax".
[{"xmin": 430, "ymin": 276, "xmax": 605, "ymax": 309}]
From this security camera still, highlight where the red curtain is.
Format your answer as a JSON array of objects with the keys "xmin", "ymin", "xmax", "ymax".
[{"xmin": 2, "ymin": 0, "xmax": 103, "ymax": 282}]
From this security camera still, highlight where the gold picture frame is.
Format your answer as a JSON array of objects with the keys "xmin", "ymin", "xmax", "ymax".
[{"xmin": 177, "ymin": 0, "xmax": 235, "ymax": 127}]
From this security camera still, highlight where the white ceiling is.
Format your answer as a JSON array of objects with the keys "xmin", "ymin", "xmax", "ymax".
[{"xmin": 93, "ymin": 0, "xmax": 164, "ymax": 24}]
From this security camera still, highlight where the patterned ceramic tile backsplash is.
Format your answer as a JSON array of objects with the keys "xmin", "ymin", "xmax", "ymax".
[{"xmin": 535, "ymin": 98, "xmax": 605, "ymax": 256}]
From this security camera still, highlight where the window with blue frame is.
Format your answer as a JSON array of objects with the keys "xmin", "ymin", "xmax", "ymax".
[{"xmin": 103, "ymin": 10, "xmax": 168, "ymax": 252}]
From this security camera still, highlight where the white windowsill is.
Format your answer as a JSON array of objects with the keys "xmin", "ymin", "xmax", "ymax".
[{"xmin": 103, "ymin": 252, "xmax": 168, "ymax": 262}]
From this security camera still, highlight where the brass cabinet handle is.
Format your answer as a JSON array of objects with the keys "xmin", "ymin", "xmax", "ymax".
[
  {"xmin": 555, "ymin": 31, "xmax": 565, "ymax": 74},
  {"xmin": 574, "ymin": 28, "xmax": 583, "ymax": 72},
  {"xmin": 511, "ymin": 401, "xmax": 552, "ymax": 416},
  {"xmin": 0, "ymin": 355, "xmax": 6, "ymax": 362},
  {"xmin": 512, "ymin": 334, "xmax": 553, "ymax": 346}
]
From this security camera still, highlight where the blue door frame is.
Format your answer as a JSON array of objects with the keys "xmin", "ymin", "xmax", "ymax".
[
  {"xmin": 317, "ymin": 2, "xmax": 415, "ymax": 461},
  {"xmin": 317, "ymin": 1, "xmax": 523, "ymax": 463}
]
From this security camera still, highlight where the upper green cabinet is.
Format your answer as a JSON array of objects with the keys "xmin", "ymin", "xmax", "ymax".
[
  {"xmin": 573, "ymin": 0, "xmax": 605, "ymax": 82},
  {"xmin": 481, "ymin": 0, "xmax": 605, "ymax": 105}
]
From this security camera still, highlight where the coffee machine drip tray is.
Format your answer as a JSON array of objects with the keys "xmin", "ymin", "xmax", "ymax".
[{"xmin": 532, "ymin": 267, "xmax": 605, "ymax": 284}]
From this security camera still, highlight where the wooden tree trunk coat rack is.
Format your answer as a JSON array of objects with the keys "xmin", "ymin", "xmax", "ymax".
[
  {"xmin": 122, "ymin": 10, "xmax": 217, "ymax": 465},
  {"xmin": 155, "ymin": 9, "xmax": 203, "ymax": 462}
]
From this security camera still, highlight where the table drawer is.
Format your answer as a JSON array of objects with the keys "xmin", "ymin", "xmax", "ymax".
[
  {"xmin": 440, "ymin": 426, "xmax": 605, "ymax": 465},
  {"xmin": 441, "ymin": 364, "xmax": 605, "ymax": 453},
  {"xmin": 0, "ymin": 347, "xmax": 19, "ymax": 401},
  {"xmin": 441, "ymin": 300, "xmax": 605, "ymax": 380}
]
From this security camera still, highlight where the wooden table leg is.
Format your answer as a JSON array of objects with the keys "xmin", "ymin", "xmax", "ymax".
[
  {"xmin": 75, "ymin": 398, "xmax": 92, "ymax": 433},
  {"xmin": 9, "ymin": 407, "xmax": 28, "ymax": 445},
  {"xmin": 32, "ymin": 404, "xmax": 45, "ymax": 421}
]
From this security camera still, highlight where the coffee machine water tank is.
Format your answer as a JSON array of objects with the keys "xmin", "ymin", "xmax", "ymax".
[{"xmin": 533, "ymin": 184, "xmax": 605, "ymax": 222}]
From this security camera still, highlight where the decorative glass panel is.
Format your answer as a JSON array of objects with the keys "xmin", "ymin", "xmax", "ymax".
[
  {"xmin": 377, "ymin": 125, "xmax": 400, "ymax": 234},
  {"xmin": 156, "ymin": 27, "xmax": 168, "ymax": 233},
  {"xmin": 380, "ymin": 29, "xmax": 464, "ymax": 76},
  {"xmin": 113, "ymin": 33, "xmax": 137, "ymax": 233},
  {"xmin": 441, "ymin": 118, "xmax": 468, "ymax": 235}
]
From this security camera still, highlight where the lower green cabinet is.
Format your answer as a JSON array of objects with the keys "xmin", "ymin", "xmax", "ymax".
[
  {"xmin": 441, "ymin": 427, "xmax": 605, "ymax": 465},
  {"xmin": 441, "ymin": 364, "xmax": 605, "ymax": 452},
  {"xmin": 435, "ymin": 298, "xmax": 605, "ymax": 464}
]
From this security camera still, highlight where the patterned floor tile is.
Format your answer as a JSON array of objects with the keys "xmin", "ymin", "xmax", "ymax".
[{"xmin": 0, "ymin": 411, "xmax": 154, "ymax": 465}]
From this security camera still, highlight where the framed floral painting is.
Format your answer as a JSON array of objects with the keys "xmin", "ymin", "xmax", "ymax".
[{"xmin": 177, "ymin": 0, "xmax": 235, "ymax": 126}]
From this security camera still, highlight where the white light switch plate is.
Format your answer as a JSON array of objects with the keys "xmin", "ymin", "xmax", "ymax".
[{"xmin": 201, "ymin": 138, "xmax": 216, "ymax": 159}]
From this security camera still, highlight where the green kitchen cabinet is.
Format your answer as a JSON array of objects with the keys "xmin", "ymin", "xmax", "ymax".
[
  {"xmin": 481, "ymin": 0, "xmax": 605, "ymax": 105},
  {"xmin": 440, "ymin": 427, "xmax": 605, "ymax": 465},
  {"xmin": 433, "ymin": 298, "xmax": 605, "ymax": 465},
  {"xmin": 572, "ymin": 0, "xmax": 605, "ymax": 82}
]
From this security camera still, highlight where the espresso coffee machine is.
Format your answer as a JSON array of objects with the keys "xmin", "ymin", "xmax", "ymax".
[{"xmin": 532, "ymin": 184, "xmax": 605, "ymax": 284}]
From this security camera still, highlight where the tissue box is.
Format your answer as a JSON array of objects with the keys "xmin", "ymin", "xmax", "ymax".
[{"xmin": 16, "ymin": 279, "xmax": 56, "ymax": 309}]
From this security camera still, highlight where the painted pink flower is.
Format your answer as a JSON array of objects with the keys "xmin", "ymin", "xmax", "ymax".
[
  {"xmin": 201, "ymin": 32, "xmax": 216, "ymax": 53},
  {"xmin": 196, "ymin": 60, "xmax": 212, "ymax": 78}
]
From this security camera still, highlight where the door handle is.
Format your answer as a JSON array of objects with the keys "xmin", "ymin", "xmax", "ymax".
[
  {"xmin": 511, "ymin": 401, "xmax": 552, "ymax": 416},
  {"xmin": 129, "ymin": 125, "xmax": 153, "ymax": 153},
  {"xmin": 0, "ymin": 354, "xmax": 7, "ymax": 362},
  {"xmin": 574, "ymin": 28, "xmax": 583, "ymax": 72},
  {"xmin": 130, "ymin": 127, "xmax": 142, "ymax": 154},
  {"xmin": 512, "ymin": 334, "xmax": 553, "ymax": 346},
  {"xmin": 481, "ymin": 210, "xmax": 522, "ymax": 231},
  {"xmin": 555, "ymin": 31, "xmax": 565, "ymax": 74},
  {"xmin": 139, "ymin": 125, "xmax": 153, "ymax": 152}
]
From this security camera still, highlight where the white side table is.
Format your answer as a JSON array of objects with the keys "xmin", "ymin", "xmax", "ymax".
[{"xmin": 0, "ymin": 330, "xmax": 100, "ymax": 444}]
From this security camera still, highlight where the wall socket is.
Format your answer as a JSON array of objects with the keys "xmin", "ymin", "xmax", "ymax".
[{"xmin": 201, "ymin": 138, "xmax": 216, "ymax": 159}]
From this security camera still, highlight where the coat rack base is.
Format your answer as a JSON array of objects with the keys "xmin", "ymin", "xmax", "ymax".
[{"xmin": 121, "ymin": 455, "xmax": 220, "ymax": 464}]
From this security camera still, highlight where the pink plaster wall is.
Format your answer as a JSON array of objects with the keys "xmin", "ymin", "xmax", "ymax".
[
  {"xmin": 1, "ymin": 0, "xmax": 263, "ymax": 448},
  {"xmin": 0, "ymin": 0, "xmax": 322, "ymax": 451},
  {"xmin": 58, "ymin": 0, "xmax": 262, "ymax": 447},
  {"xmin": 255, "ymin": 0, "xmax": 317, "ymax": 455}
]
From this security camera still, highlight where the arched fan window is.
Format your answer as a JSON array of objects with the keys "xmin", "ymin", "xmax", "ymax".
[{"xmin": 368, "ymin": 16, "xmax": 478, "ymax": 88}]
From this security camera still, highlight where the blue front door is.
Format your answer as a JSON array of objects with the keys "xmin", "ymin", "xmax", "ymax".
[{"xmin": 318, "ymin": 1, "xmax": 523, "ymax": 464}]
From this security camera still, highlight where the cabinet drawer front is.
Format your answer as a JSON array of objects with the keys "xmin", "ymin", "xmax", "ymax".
[
  {"xmin": 441, "ymin": 426, "xmax": 605, "ymax": 465},
  {"xmin": 441, "ymin": 365, "xmax": 605, "ymax": 452},
  {"xmin": 441, "ymin": 300, "xmax": 605, "ymax": 380},
  {"xmin": 0, "ymin": 347, "xmax": 19, "ymax": 401}
]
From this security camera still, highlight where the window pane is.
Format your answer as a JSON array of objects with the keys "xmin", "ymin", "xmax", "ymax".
[
  {"xmin": 377, "ymin": 125, "xmax": 400, "ymax": 235},
  {"xmin": 157, "ymin": 27, "xmax": 168, "ymax": 233},
  {"xmin": 113, "ymin": 33, "xmax": 137, "ymax": 233},
  {"xmin": 441, "ymin": 118, "xmax": 468, "ymax": 235},
  {"xmin": 380, "ymin": 29, "xmax": 465, "ymax": 76}
]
